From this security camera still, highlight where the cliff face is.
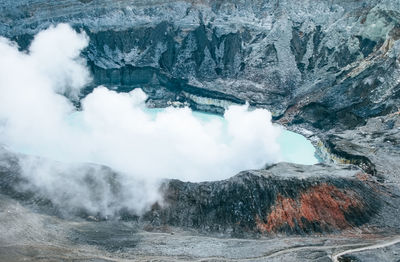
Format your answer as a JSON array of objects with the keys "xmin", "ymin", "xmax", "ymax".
[
  {"xmin": 1, "ymin": 0, "xmax": 400, "ymax": 239},
  {"xmin": 2, "ymin": 0, "xmax": 400, "ymax": 121}
]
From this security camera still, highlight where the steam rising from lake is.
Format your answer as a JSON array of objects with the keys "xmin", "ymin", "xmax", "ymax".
[{"xmin": 0, "ymin": 24, "xmax": 317, "ymax": 216}]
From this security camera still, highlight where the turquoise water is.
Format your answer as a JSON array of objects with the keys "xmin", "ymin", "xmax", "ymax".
[
  {"xmin": 145, "ymin": 108, "xmax": 319, "ymax": 165},
  {"xmin": 9, "ymin": 106, "xmax": 320, "ymax": 176},
  {"xmin": 276, "ymin": 129, "xmax": 319, "ymax": 165},
  {"xmin": 66, "ymin": 107, "xmax": 319, "ymax": 166}
]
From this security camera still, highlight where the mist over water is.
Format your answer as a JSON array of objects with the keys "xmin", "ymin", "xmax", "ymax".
[{"xmin": 0, "ymin": 24, "xmax": 318, "ymax": 216}]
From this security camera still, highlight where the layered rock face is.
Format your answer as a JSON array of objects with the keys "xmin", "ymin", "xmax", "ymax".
[
  {"xmin": 2, "ymin": 0, "xmax": 399, "ymax": 119},
  {"xmin": 1, "ymin": 0, "xmax": 400, "ymax": 238}
]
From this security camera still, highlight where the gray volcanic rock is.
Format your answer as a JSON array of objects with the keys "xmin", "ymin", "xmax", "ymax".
[
  {"xmin": 146, "ymin": 163, "xmax": 387, "ymax": 235},
  {"xmin": 339, "ymin": 242, "xmax": 400, "ymax": 262},
  {"xmin": 0, "ymin": 147, "xmax": 395, "ymax": 236},
  {"xmin": 1, "ymin": 0, "xmax": 399, "ymax": 118},
  {"xmin": 0, "ymin": 145, "xmax": 397, "ymax": 235},
  {"xmin": 1, "ymin": 148, "xmax": 399, "ymax": 261},
  {"xmin": 0, "ymin": 192, "xmax": 388, "ymax": 262},
  {"xmin": 320, "ymin": 113, "xmax": 400, "ymax": 184}
]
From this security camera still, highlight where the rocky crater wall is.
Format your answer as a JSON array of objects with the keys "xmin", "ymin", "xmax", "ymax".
[{"xmin": 2, "ymin": 0, "xmax": 399, "ymax": 126}]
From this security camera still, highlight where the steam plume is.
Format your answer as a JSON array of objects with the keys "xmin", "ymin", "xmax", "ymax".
[{"xmin": 0, "ymin": 24, "xmax": 282, "ymax": 216}]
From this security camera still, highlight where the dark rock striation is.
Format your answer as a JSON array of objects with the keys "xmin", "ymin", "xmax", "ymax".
[{"xmin": 147, "ymin": 163, "xmax": 384, "ymax": 235}]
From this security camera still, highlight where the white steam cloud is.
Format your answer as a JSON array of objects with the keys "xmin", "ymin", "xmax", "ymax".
[{"xmin": 0, "ymin": 24, "xmax": 282, "ymax": 216}]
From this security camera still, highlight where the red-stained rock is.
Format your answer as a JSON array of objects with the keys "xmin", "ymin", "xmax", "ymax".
[{"xmin": 257, "ymin": 184, "xmax": 363, "ymax": 233}]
